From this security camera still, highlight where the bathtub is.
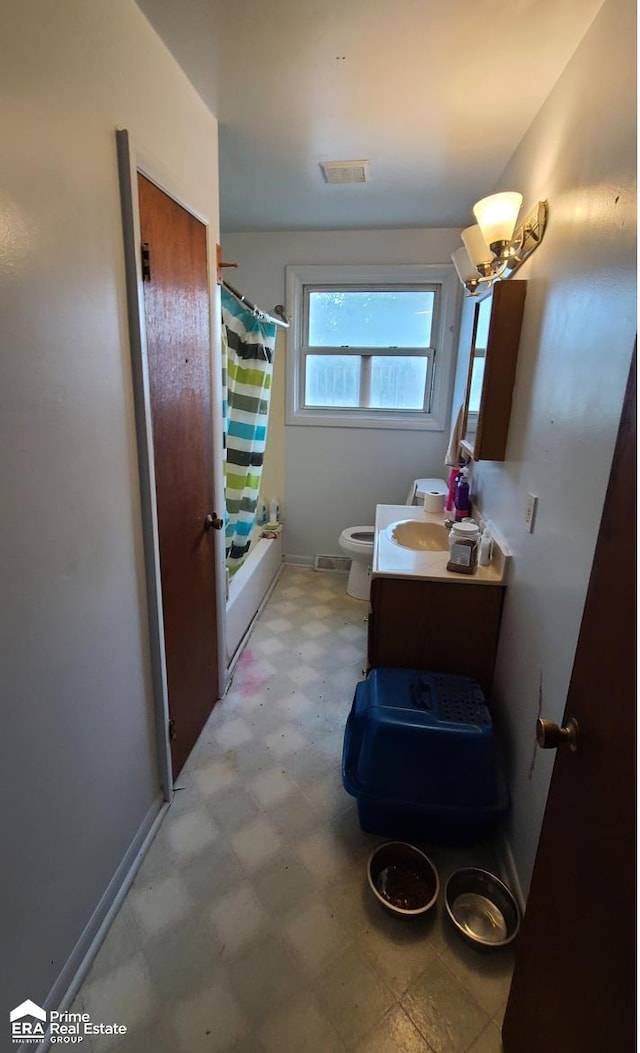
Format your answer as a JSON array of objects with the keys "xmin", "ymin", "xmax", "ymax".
[{"xmin": 225, "ymin": 531, "xmax": 283, "ymax": 666}]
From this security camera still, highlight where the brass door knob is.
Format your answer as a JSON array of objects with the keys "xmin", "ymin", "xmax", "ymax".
[
  {"xmin": 204, "ymin": 513, "xmax": 224, "ymax": 531},
  {"xmin": 536, "ymin": 717, "xmax": 579, "ymax": 752}
]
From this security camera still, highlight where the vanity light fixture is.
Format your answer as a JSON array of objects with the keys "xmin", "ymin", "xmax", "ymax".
[
  {"xmin": 452, "ymin": 193, "xmax": 548, "ymax": 295},
  {"xmin": 474, "ymin": 192, "xmax": 523, "ymax": 260}
]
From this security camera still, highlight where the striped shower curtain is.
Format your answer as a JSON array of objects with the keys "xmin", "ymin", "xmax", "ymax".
[{"xmin": 221, "ymin": 286, "xmax": 277, "ymax": 577}]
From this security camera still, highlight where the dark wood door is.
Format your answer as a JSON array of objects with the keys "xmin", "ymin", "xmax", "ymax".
[
  {"xmin": 138, "ymin": 174, "xmax": 219, "ymax": 779},
  {"xmin": 502, "ymin": 351, "xmax": 636, "ymax": 1053}
]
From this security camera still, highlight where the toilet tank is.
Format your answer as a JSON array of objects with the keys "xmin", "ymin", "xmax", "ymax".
[{"xmin": 407, "ymin": 478, "xmax": 448, "ymax": 505}]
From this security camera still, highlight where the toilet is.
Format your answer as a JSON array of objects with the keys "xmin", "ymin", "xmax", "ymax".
[
  {"xmin": 338, "ymin": 527, "xmax": 375, "ymax": 600},
  {"xmin": 338, "ymin": 479, "xmax": 449, "ymax": 601}
]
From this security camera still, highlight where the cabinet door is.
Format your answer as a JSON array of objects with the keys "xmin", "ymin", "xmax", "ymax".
[
  {"xmin": 460, "ymin": 280, "xmax": 527, "ymax": 461},
  {"xmin": 368, "ymin": 578, "xmax": 504, "ymax": 696}
]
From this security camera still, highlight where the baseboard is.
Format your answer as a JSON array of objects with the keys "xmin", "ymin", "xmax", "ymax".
[
  {"xmin": 29, "ymin": 795, "xmax": 168, "ymax": 1053},
  {"xmin": 283, "ymin": 554, "xmax": 314, "ymax": 567}
]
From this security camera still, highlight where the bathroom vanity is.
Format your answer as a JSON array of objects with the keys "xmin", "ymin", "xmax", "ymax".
[{"xmin": 368, "ymin": 505, "xmax": 509, "ymax": 694}]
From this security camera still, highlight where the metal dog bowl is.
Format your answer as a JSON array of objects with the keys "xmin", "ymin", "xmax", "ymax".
[
  {"xmin": 445, "ymin": 867, "xmax": 520, "ymax": 948},
  {"xmin": 367, "ymin": 841, "xmax": 439, "ymax": 917}
]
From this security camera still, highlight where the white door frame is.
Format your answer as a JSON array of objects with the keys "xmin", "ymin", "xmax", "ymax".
[{"xmin": 115, "ymin": 128, "xmax": 228, "ymax": 799}]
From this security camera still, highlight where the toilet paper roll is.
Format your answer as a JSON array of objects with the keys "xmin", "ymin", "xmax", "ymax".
[{"xmin": 423, "ymin": 491, "xmax": 446, "ymax": 513}]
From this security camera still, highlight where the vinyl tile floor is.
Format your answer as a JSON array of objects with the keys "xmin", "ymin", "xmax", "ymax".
[{"xmin": 74, "ymin": 566, "xmax": 514, "ymax": 1052}]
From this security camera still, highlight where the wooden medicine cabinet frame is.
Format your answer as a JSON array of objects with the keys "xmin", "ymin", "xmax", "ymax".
[{"xmin": 460, "ymin": 279, "xmax": 527, "ymax": 461}]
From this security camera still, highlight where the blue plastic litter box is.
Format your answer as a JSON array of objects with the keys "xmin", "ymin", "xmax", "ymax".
[{"xmin": 342, "ymin": 668, "xmax": 508, "ymax": 843}]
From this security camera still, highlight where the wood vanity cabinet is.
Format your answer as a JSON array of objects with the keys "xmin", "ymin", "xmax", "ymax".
[
  {"xmin": 460, "ymin": 279, "xmax": 527, "ymax": 462},
  {"xmin": 367, "ymin": 577, "xmax": 505, "ymax": 696}
]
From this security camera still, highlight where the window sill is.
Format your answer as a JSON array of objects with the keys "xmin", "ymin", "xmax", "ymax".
[{"xmin": 286, "ymin": 407, "xmax": 445, "ymax": 431}]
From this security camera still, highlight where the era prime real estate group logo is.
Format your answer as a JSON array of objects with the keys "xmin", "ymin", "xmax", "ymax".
[{"xmin": 10, "ymin": 999, "xmax": 127, "ymax": 1045}]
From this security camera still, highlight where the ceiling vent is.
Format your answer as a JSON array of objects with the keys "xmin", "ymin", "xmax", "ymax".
[{"xmin": 319, "ymin": 160, "xmax": 370, "ymax": 185}]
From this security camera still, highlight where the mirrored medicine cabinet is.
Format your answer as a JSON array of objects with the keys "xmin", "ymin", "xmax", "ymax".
[{"xmin": 460, "ymin": 279, "xmax": 527, "ymax": 461}]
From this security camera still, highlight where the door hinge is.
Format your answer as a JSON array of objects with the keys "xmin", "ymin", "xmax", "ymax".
[
  {"xmin": 141, "ymin": 242, "xmax": 151, "ymax": 282},
  {"xmin": 168, "ymin": 719, "xmax": 176, "ymax": 742}
]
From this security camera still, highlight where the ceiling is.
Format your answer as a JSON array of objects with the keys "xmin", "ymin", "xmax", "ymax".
[{"xmin": 135, "ymin": 0, "xmax": 603, "ymax": 232}]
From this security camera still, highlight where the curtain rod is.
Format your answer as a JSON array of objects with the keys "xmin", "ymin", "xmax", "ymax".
[{"xmin": 222, "ymin": 280, "xmax": 289, "ymax": 329}]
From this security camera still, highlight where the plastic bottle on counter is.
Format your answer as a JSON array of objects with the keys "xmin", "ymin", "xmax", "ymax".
[
  {"xmin": 478, "ymin": 527, "xmax": 493, "ymax": 566},
  {"xmin": 269, "ymin": 497, "xmax": 280, "ymax": 523},
  {"xmin": 454, "ymin": 466, "xmax": 471, "ymax": 521},
  {"xmin": 445, "ymin": 466, "xmax": 461, "ymax": 512},
  {"xmin": 256, "ymin": 495, "xmax": 267, "ymax": 525}
]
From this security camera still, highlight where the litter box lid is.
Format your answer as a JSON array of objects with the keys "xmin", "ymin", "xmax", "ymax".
[
  {"xmin": 344, "ymin": 669, "xmax": 501, "ymax": 809},
  {"xmin": 365, "ymin": 668, "xmax": 491, "ymax": 728}
]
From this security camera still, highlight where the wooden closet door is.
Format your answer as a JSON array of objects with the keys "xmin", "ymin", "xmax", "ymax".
[{"xmin": 138, "ymin": 173, "xmax": 219, "ymax": 779}]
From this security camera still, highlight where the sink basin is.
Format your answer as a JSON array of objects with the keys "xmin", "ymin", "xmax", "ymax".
[{"xmin": 386, "ymin": 520, "xmax": 450, "ymax": 552}]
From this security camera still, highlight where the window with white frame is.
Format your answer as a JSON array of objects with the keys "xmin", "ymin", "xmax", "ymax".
[{"xmin": 286, "ymin": 264, "xmax": 459, "ymax": 430}]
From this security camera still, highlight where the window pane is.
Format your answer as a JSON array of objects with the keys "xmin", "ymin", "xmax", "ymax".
[
  {"xmin": 468, "ymin": 356, "xmax": 485, "ymax": 413},
  {"xmin": 305, "ymin": 354, "xmax": 360, "ymax": 407},
  {"xmin": 370, "ymin": 356, "xmax": 428, "ymax": 410},
  {"xmin": 475, "ymin": 295, "xmax": 492, "ymax": 350},
  {"xmin": 308, "ymin": 290, "xmax": 435, "ymax": 348}
]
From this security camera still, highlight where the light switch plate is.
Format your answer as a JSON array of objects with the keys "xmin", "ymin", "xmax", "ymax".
[{"xmin": 525, "ymin": 492, "xmax": 538, "ymax": 533}]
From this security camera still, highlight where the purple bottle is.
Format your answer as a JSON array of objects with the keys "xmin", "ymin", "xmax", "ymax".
[{"xmin": 454, "ymin": 467, "xmax": 471, "ymax": 522}]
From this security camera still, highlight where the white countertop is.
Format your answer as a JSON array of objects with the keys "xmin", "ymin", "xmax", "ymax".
[{"xmin": 372, "ymin": 505, "xmax": 510, "ymax": 585}]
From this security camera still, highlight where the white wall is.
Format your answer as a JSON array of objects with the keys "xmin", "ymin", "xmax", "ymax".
[
  {"xmin": 221, "ymin": 229, "xmax": 462, "ymax": 556},
  {"xmin": 468, "ymin": 0, "xmax": 636, "ymax": 896},
  {"xmin": 0, "ymin": 0, "xmax": 219, "ymax": 1013}
]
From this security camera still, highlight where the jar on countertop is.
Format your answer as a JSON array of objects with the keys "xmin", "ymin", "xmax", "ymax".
[
  {"xmin": 448, "ymin": 521, "xmax": 481, "ymax": 548},
  {"xmin": 447, "ymin": 521, "xmax": 481, "ymax": 574}
]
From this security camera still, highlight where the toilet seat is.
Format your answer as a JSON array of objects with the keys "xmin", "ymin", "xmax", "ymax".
[{"xmin": 339, "ymin": 526, "xmax": 375, "ymax": 550}]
